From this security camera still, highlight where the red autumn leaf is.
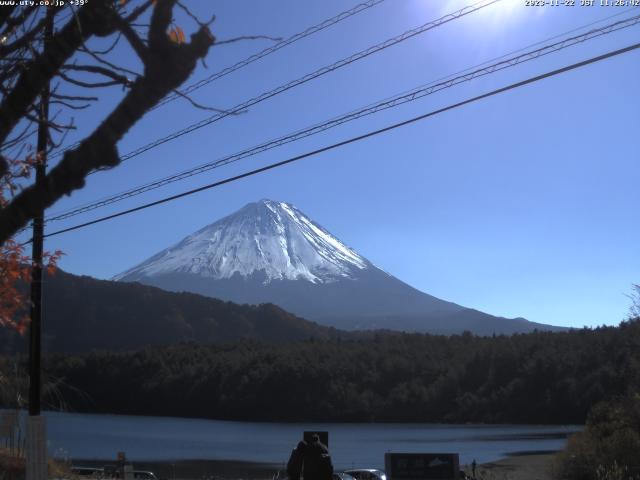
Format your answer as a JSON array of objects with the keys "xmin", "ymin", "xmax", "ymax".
[
  {"xmin": 168, "ymin": 26, "xmax": 186, "ymax": 45},
  {"xmin": 177, "ymin": 27, "xmax": 186, "ymax": 44},
  {"xmin": 168, "ymin": 28, "xmax": 178, "ymax": 44},
  {"xmin": 15, "ymin": 320, "xmax": 27, "ymax": 336}
]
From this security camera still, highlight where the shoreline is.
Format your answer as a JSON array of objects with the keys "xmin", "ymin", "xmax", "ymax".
[
  {"xmin": 68, "ymin": 453, "xmax": 558, "ymax": 480},
  {"xmin": 70, "ymin": 459, "xmax": 283, "ymax": 480},
  {"xmin": 476, "ymin": 452, "xmax": 557, "ymax": 480}
]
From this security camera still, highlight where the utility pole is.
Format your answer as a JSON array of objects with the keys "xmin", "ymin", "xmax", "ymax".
[{"xmin": 27, "ymin": 10, "xmax": 53, "ymax": 480}]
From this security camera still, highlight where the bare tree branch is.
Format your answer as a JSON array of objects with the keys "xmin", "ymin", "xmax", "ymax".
[
  {"xmin": 176, "ymin": 1, "xmax": 216, "ymax": 29},
  {"xmin": 0, "ymin": 6, "xmax": 17, "ymax": 30},
  {"xmin": 50, "ymin": 100, "xmax": 91, "ymax": 110},
  {"xmin": 170, "ymin": 87, "xmax": 245, "ymax": 113},
  {"xmin": 61, "ymin": 64, "xmax": 133, "ymax": 86},
  {"xmin": 1, "ymin": 123, "xmax": 36, "ymax": 150},
  {"xmin": 117, "ymin": 18, "xmax": 149, "ymax": 63},
  {"xmin": 215, "ymin": 35, "xmax": 282, "ymax": 46},
  {"xmin": 0, "ymin": 15, "xmax": 47, "ymax": 57},
  {"xmin": 47, "ymin": 119, "xmax": 75, "ymax": 150},
  {"xmin": 216, "ymin": 35, "xmax": 282, "ymax": 46},
  {"xmin": 78, "ymin": 40, "xmax": 141, "ymax": 78},
  {"xmin": 0, "ymin": 0, "xmax": 120, "ymax": 145},
  {"xmin": 23, "ymin": 113, "xmax": 72, "ymax": 134},
  {"xmin": 123, "ymin": 0, "xmax": 155, "ymax": 24},
  {"xmin": 50, "ymin": 92, "xmax": 99, "ymax": 102},
  {"xmin": 58, "ymin": 70, "xmax": 126, "ymax": 89},
  {"xmin": 1, "ymin": 6, "xmax": 35, "ymax": 36},
  {"xmin": 80, "ymin": 31, "xmax": 122, "ymax": 55},
  {"xmin": 0, "ymin": 0, "xmax": 215, "ymax": 244}
]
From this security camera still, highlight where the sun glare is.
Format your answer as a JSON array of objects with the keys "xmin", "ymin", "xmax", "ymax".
[
  {"xmin": 489, "ymin": 0, "xmax": 527, "ymax": 23},
  {"xmin": 436, "ymin": 0, "xmax": 528, "ymax": 29}
]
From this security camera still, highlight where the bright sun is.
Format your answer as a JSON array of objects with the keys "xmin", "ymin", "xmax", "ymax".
[
  {"xmin": 489, "ymin": 0, "xmax": 526, "ymax": 21},
  {"xmin": 437, "ymin": 0, "xmax": 526, "ymax": 28}
]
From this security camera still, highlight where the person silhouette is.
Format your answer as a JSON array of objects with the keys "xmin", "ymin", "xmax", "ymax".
[
  {"xmin": 287, "ymin": 440, "xmax": 307, "ymax": 480},
  {"xmin": 303, "ymin": 434, "xmax": 333, "ymax": 480}
]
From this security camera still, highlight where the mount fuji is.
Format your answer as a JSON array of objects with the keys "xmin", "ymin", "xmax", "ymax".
[{"xmin": 115, "ymin": 199, "xmax": 562, "ymax": 335}]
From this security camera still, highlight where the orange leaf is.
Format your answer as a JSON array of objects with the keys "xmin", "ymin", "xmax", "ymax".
[
  {"xmin": 16, "ymin": 319, "xmax": 28, "ymax": 336},
  {"xmin": 177, "ymin": 26, "xmax": 186, "ymax": 44},
  {"xmin": 168, "ymin": 26, "xmax": 186, "ymax": 45},
  {"xmin": 169, "ymin": 28, "xmax": 179, "ymax": 44}
]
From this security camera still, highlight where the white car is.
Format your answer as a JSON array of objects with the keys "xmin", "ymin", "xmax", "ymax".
[
  {"xmin": 343, "ymin": 469, "xmax": 387, "ymax": 480},
  {"xmin": 333, "ymin": 473, "xmax": 357, "ymax": 480},
  {"xmin": 133, "ymin": 471, "xmax": 158, "ymax": 480},
  {"xmin": 71, "ymin": 467, "xmax": 103, "ymax": 478}
]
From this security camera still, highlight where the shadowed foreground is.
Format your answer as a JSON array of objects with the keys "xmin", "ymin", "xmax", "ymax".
[{"xmin": 64, "ymin": 454, "xmax": 555, "ymax": 480}]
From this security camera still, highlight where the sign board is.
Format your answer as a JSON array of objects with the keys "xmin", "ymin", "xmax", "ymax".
[
  {"xmin": 303, "ymin": 430, "xmax": 329, "ymax": 448},
  {"xmin": 123, "ymin": 464, "xmax": 134, "ymax": 480},
  {"xmin": 385, "ymin": 453, "xmax": 460, "ymax": 480},
  {"xmin": 117, "ymin": 451, "xmax": 126, "ymax": 472},
  {"xmin": 0, "ymin": 411, "xmax": 18, "ymax": 437}
]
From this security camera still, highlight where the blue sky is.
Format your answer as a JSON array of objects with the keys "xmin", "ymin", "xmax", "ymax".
[{"xmin": 24, "ymin": 0, "xmax": 639, "ymax": 328}]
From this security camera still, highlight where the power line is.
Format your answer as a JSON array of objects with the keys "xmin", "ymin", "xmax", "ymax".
[
  {"xmin": 377, "ymin": 6, "xmax": 638, "ymax": 109},
  {"xmin": 35, "ymin": 41, "xmax": 640, "ymax": 242},
  {"xmin": 49, "ymin": 0, "xmax": 502, "ymax": 163},
  {"xmin": 46, "ymin": 12, "xmax": 639, "ymax": 221},
  {"xmin": 45, "ymin": 12, "xmax": 640, "ymax": 223},
  {"xmin": 154, "ymin": 0, "xmax": 388, "ymax": 110},
  {"xmin": 48, "ymin": 0, "xmax": 388, "ymax": 158}
]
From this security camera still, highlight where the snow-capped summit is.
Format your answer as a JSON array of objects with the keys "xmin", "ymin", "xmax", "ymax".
[
  {"xmin": 115, "ymin": 199, "xmax": 369, "ymax": 284},
  {"xmin": 115, "ymin": 199, "xmax": 561, "ymax": 335}
]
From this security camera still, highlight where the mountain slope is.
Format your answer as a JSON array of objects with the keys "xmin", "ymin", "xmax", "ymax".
[
  {"xmin": 116, "ymin": 199, "xmax": 564, "ymax": 335},
  {"xmin": 115, "ymin": 199, "xmax": 368, "ymax": 284},
  {"xmin": 0, "ymin": 269, "xmax": 341, "ymax": 354}
]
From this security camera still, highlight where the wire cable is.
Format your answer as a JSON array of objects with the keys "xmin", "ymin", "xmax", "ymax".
[
  {"xmin": 48, "ymin": 0, "xmax": 388, "ymax": 158},
  {"xmin": 48, "ymin": 0, "xmax": 502, "ymax": 163},
  {"xmin": 154, "ymin": 0, "xmax": 388, "ymax": 110},
  {"xmin": 33, "ymin": 41, "xmax": 640, "ymax": 242},
  {"xmin": 44, "ymin": 12, "xmax": 640, "ymax": 223}
]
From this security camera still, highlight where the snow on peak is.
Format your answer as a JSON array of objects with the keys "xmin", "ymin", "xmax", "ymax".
[{"xmin": 114, "ymin": 199, "xmax": 370, "ymax": 284}]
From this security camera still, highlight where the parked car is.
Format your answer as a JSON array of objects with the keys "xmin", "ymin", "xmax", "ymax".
[
  {"xmin": 71, "ymin": 466, "xmax": 158, "ymax": 480},
  {"xmin": 133, "ymin": 471, "xmax": 158, "ymax": 480},
  {"xmin": 344, "ymin": 469, "xmax": 386, "ymax": 480},
  {"xmin": 333, "ymin": 473, "xmax": 357, "ymax": 480},
  {"xmin": 71, "ymin": 467, "xmax": 104, "ymax": 478}
]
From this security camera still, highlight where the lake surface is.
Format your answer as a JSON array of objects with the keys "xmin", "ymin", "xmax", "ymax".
[{"xmin": 36, "ymin": 411, "xmax": 581, "ymax": 468}]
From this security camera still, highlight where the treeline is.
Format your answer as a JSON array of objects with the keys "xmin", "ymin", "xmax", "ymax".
[
  {"xmin": 0, "ymin": 269, "xmax": 340, "ymax": 355},
  {"xmin": 555, "ymin": 393, "xmax": 640, "ymax": 479},
  {"xmin": 29, "ymin": 318, "xmax": 639, "ymax": 424}
]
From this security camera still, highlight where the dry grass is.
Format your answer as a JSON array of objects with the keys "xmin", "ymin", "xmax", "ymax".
[
  {"xmin": 474, "ymin": 453, "xmax": 556, "ymax": 480},
  {"xmin": 0, "ymin": 447, "xmax": 74, "ymax": 480}
]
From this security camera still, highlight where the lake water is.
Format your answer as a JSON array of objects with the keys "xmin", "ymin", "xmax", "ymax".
[{"xmin": 31, "ymin": 411, "xmax": 582, "ymax": 468}]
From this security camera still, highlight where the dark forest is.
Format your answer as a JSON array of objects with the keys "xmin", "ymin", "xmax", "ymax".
[{"xmin": 15, "ymin": 318, "xmax": 638, "ymax": 424}]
